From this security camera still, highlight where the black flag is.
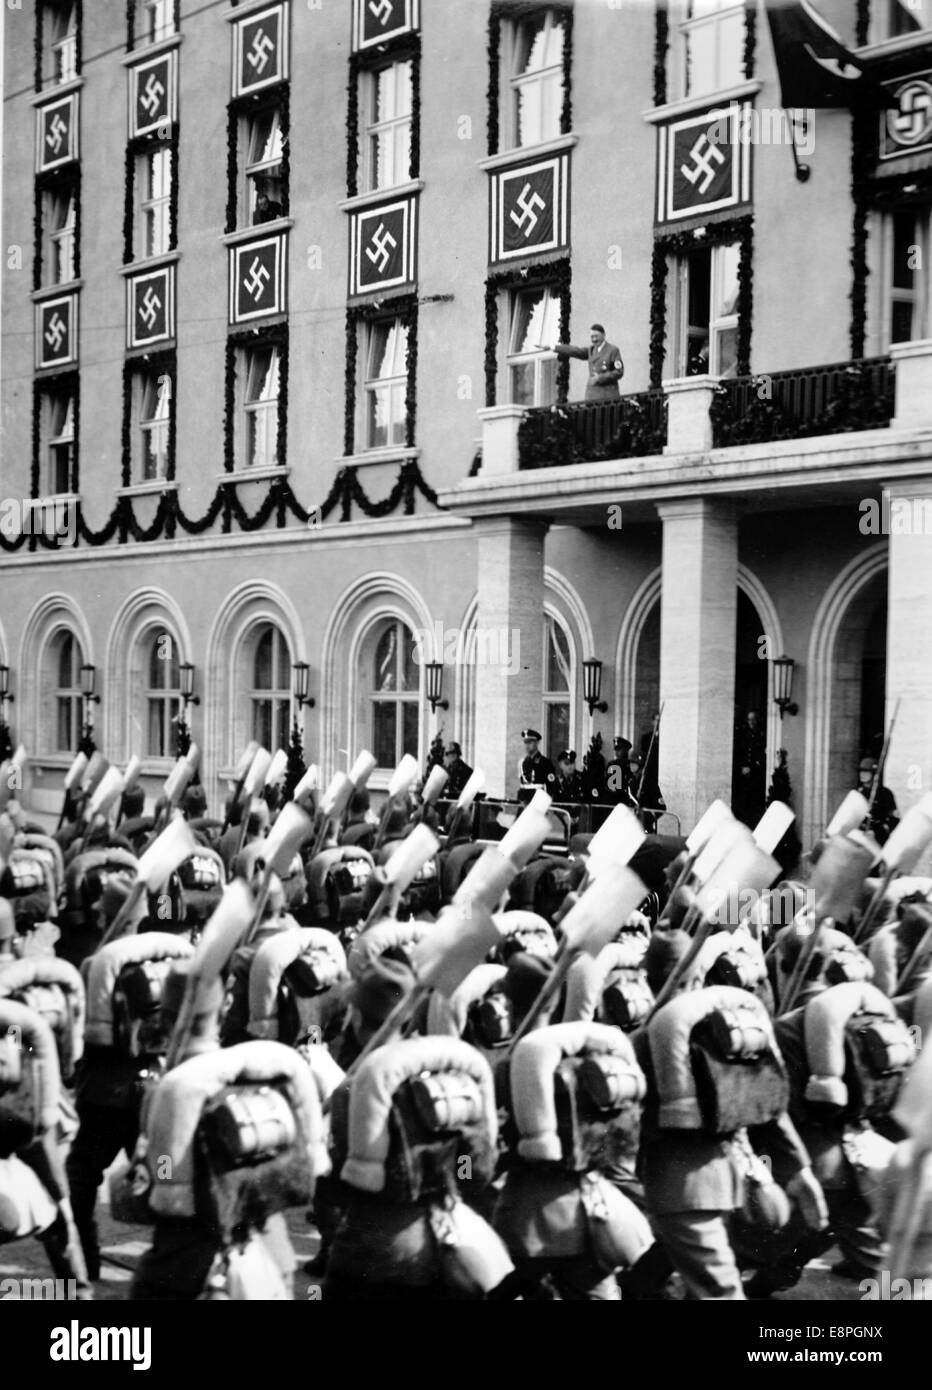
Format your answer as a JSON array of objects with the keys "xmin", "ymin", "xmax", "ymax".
[{"xmin": 766, "ymin": 1, "xmax": 897, "ymax": 109}]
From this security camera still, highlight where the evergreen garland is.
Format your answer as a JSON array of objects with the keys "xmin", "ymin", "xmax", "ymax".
[
  {"xmin": 743, "ymin": 0, "xmax": 756, "ymax": 80},
  {"xmin": 653, "ymin": 0, "xmax": 669, "ymax": 108}
]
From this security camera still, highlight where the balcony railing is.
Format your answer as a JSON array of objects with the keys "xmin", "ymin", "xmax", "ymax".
[
  {"xmin": 710, "ymin": 357, "xmax": 895, "ymax": 449},
  {"xmin": 517, "ymin": 390, "xmax": 668, "ymax": 470}
]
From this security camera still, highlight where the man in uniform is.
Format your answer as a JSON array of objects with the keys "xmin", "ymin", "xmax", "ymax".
[
  {"xmin": 550, "ymin": 323, "xmax": 625, "ymax": 402},
  {"xmin": 855, "ymin": 756, "xmax": 899, "ymax": 846},
  {"xmin": 554, "ymin": 749, "xmax": 584, "ymax": 802},
  {"xmin": 441, "ymin": 741, "xmax": 473, "ymax": 800},
  {"xmin": 517, "ymin": 729, "xmax": 557, "ymax": 797}
]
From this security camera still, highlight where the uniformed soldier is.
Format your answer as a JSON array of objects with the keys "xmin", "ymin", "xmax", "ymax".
[
  {"xmin": 518, "ymin": 730, "xmax": 557, "ymax": 797},
  {"xmin": 442, "ymin": 742, "xmax": 474, "ymax": 800},
  {"xmin": 855, "ymin": 757, "xmax": 899, "ymax": 846},
  {"xmin": 554, "ymin": 750, "xmax": 584, "ymax": 803},
  {"xmin": 551, "ymin": 323, "xmax": 625, "ymax": 402}
]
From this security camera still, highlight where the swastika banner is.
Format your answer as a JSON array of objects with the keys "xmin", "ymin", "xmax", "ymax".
[
  {"xmin": 36, "ymin": 94, "xmax": 78, "ymax": 173},
  {"xmin": 129, "ymin": 51, "xmax": 177, "ymax": 139},
  {"xmin": 127, "ymin": 266, "xmax": 175, "ymax": 349},
  {"xmin": 353, "ymin": 0, "xmax": 418, "ymax": 51},
  {"xmin": 489, "ymin": 153, "xmax": 570, "ymax": 265},
  {"xmin": 349, "ymin": 195, "xmax": 417, "ymax": 297},
  {"xmin": 656, "ymin": 103, "xmax": 751, "ymax": 225},
  {"xmin": 881, "ymin": 71, "xmax": 932, "ymax": 161},
  {"xmin": 233, "ymin": 2, "xmax": 289, "ymax": 98},
  {"xmin": 230, "ymin": 233, "xmax": 287, "ymax": 324},
  {"xmin": 36, "ymin": 295, "xmax": 77, "ymax": 370}
]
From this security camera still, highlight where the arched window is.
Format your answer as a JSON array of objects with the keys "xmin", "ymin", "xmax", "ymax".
[
  {"xmin": 145, "ymin": 632, "xmax": 181, "ymax": 758},
  {"xmin": 250, "ymin": 624, "xmax": 291, "ymax": 750},
  {"xmin": 369, "ymin": 619, "xmax": 419, "ymax": 769},
  {"xmin": 543, "ymin": 615, "xmax": 572, "ymax": 758},
  {"xmin": 53, "ymin": 630, "xmax": 83, "ymax": 754}
]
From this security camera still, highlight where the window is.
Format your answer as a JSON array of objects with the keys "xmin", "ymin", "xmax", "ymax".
[
  {"xmin": 364, "ymin": 61, "xmax": 413, "ymax": 192},
  {"xmin": 675, "ymin": 241, "xmax": 740, "ymax": 377},
  {"xmin": 53, "ymin": 631, "xmax": 82, "ymax": 753},
  {"xmin": 509, "ymin": 9, "xmax": 566, "ymax": 149},
  {"xmin": 43, "ymin": 188, "xmax": 76, "ymax": 286},
  {"xmin": 884, "ymin": 207, "xmax": 930, "ymax": 346},
  {"xmin": 139, "ymin": 0, "xmax": 175, "ymax": 45},
  {"xmin": 133, "ymin": 372, "xmax": 171, "ymax": 481},
  {"xmin": 48, "ymin": 2, "xmax": 77, "ymax": 85},
  {"xmin": 874, "ymin": 0, "xmax": 932, "ymax": 40},
  {"xmin": 135, "ymin": 147, "xmax": 172, "ymax": 260},
  {"xmin": 370, "ymin": 620, "xmax": 419, "ymax": 769},
  {"xmin": 145, "ymin": 633, "xmax": 181, "ymax": 758},
  {"xmin": 364, "ymin": 319, "xmax": 409, "ymax": 449},
  {"xmin": 244, "ymin": 107, "xmax": 284, "ymax": 226},
  {"xmin": 249, "ymin": 625, "xmax": 291, "ymax": 751},
  {"xmin": 44, "ymin": 390, "xmax": 75, "ymax": 496},
  {"xmin": 543, "ymin": 616, "xmax": 571, "ymax": 759},
  {"xmin": 682, "ymin": 0, "xmax": 745, "ymax": 98},
  {"xmin": 243, "ymin": 346, "xmax": 281, "ymax": 468},
  {"xmin": 507, "ymin": 285, "xmax": 563, "ymax": 406}
]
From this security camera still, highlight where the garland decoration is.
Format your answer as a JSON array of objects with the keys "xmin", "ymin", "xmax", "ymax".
[
  {"xmin": 649, "ymin": 216, "xmax": 753, "ymax": 388},
  {"xmin": 347, "ymin": 55, "xmax": 360, "ymax": 199},
  {"xmin": 743, "ymin": 0, "xmax": 756, "ymax": 81},
  {"xmin": 0, "ymin": 456, "xmax": 441, "ymax": 555},
  {"xmin": 485, "ymin": 258, "xmax": 572, "ymax": 408},
  {"xmin": 487, "ymin": 9, "xmax": 501, "ymax": 157},
  {"xmin": 653, "ymin": 0, "xmax": 669, "ymax": 108},
  {"xmin": 856, "ymin": 0, "xmax": 870, "ymax": 48}
]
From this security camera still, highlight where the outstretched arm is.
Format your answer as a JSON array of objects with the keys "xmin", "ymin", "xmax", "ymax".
[{"xmin": 551, "ymin": 343, "xmax": 588, "ymax": 360}]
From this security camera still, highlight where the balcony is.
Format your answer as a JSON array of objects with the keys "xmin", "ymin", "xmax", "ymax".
[
  {"xmin": 517, "ymin": 391, "xmax": 668, "ymax": 470},
  {"xmin": 709, "ymin": 357, "xmax": 896, "ymax": 449}
]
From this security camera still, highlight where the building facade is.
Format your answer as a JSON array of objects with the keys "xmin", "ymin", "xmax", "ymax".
[{"xmin": 2, "ymin": 0, "xmax": 932, "ymax": 848}]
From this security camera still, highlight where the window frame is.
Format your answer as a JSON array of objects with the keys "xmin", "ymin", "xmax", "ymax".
[
  {"xmin": 362, "ymin": 316, "xmax": 410, "ymax": 451},
  {"xmin": 242, "ymin": 104, "xmax": 285, "ymax": 227},
  {"xmin": 144, "ymin": 631, "xmax": 182, "ymax": 760},
  {"xmin": 673, "ymin": 239, "xmax": 741, "ymax": 377},
  {"xmin": 507, "ymin": 8, "xmax": 567, "ymax": 151},
  {"xmin": 504, "ymin": 282, "xmax": 564, "ymax": 407},
  {"xmin": 52, "ymin": 629, "xmax": 83, "ymax": 755},
  {"xmin": 679, "ymin": 0, "xmax": 747, "ymax": 100},
  {"xmin": 542, "ymin": 612, "xmax": 574, "ymax": 761},
  {"xmin": 241, "ymin": 344, "xmax": 282, "ymax": 470},
  {"xmin": 247, "ymin": 623, "xmax": 292, "ymax": 753},
  {"xmin": 130, "ymin": 370, "xmax": 172, "ymax": 482},
  {"xmin": 361, "ymin": 57, "xmax": 414, "ymax": 194},
  {"xmin": 367, "ymin": 618, "xmax": 421, "ymax": 771},
  {"xmin": 134, "ymin": 145, "xmax": 173, "ymax": 261},
  {"xmin": 44, "ymin": 186, "xmax": 76, "ymax": 287},
  {"xmin": 50, "ymin": 2, "xmax": 78, "ymax": 86},
  {"xmin": 138, "ymin": 0, "xmax": 176, "ymax": 47},
  {"xmin": 880, "ymin": 205, "xmax": 931, "ymax": 349}
]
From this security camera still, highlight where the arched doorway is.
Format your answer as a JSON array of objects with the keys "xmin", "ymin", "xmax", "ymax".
[
  {"xmin": 732, "ymin": 589, "xmax": 769, "ymax": 825},
  {"xmin": 826, "ymin": 571, "xmax": 888, "ymax": 819}
]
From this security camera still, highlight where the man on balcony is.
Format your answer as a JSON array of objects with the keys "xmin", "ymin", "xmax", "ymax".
[{"xmin": 549, "ymin": 323, "xmax": 625, "ymax": 402}]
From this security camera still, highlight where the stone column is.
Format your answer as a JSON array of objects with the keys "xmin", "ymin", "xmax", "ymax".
[
  {"xmin": 663, "ymin": 376, "xmax": 721, "ymax": 455},
  {"xmin": 884, "ymin": 478, "xmax": 932, "ymax": 869},
  {"xmin": 472, "ymin": 517, "xmax": 547, "ymax": 799},
  {"xmin": 657, "ymin": 499, "xmax": 738, "ymax": 832}
]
